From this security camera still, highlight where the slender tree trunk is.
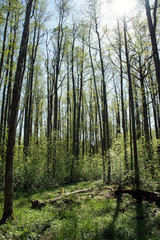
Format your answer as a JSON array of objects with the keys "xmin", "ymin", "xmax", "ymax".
[
  {"xmin": 139, "ymin": 57, "xmax": 149, "ymax": 143},
  {"xmin": 151, "ymin": 90, "xmax": 159, "ymax": 139},
  {"xmin": 89, "ymin": 80, "xmax": 94, "ymax": 156},
  {"xmin": 95, "ymin": 24, "xmax": 111, "ymax": 182},
  {"xmin": 0, "ymin": 4, "xmax": 10, "ymax": 87},
  {"xmin": 82, "ymin": 96, "xmax": 85, "ymax": 158},
  {"xmin": 45, "ymin": 32, "xmax": 54, "ymax": 180},
  {"xmin": 145, "ymin": 0, "xmax": 160, "ymax": 102},
  {"xmin": 95, "ymin": 104, "xmax": 99, "ymax": 154},
  {"xmin": 139, "ymin": 56, "xmax": 152, "ymax": 162},
  {"xmin": 34, "ymin": 95, "xmax": 40, "ymax": 144},
  {"xmin": 66, "ymin": 53, "xmax": 70, "ymax": 153},
  {"xmin": 0, "ymin": 51, "xmax": 10, "ymax": 146},
  {"xmin": 117, "ymin": 20, "xmax": 128, "ymax": 170},
  {"xmin": 129, "ymin": 107, "xmax": 133, "ymax": 172},
  {"xmin": 23, "ymin": 77, "xmax": 30, "ymax": 157},
  {"xmin": 0, "ymin": 25, "xmax": 13, "ymax": 151},
  {"xmin": 24, "ymin": 23, "xmax": 40, "ymax": 158},
  {"xmin": 76, "ymin": 38, "xmax": 84, "ymax": 158},
  {"xmin": 124, "ymin": 17, "xmax": 140, "ymax": 189},
  {"xmin": 1, "ymin": 21, "xmax": 17, "ymax": 150},
  {"xmin": 114, "ymin": 78, "xmax": 121, "ymax": 137},
  {"xmin": 134, "ymin": 88, "xmax": 141, "ymax": 140},
  {"xmin": 18, "ymin": 112, "xmax": 24, "ymax": 147},
  {"xmin": 89, "ymin": 25, "xmax": 106, "ymax": 183},
  {"xmin": 145, "ymin": 0, "xmax": 160, "ymax": 164},
  {"xmin": 89, "ymin": 26, "xmax": 105, "ymax": 183},
  {"xmin": 70, "ymin": 29, "xmax": 76, "ymax": 181}
]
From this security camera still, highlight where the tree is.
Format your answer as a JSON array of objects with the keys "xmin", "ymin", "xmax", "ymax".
[
  {"xmin": 0, "ymin": 1, "xmax": 11, "ymax": 87},
  {"xmin": 23, "ymin": 0, "xmax": 46, "ymax": 162},
  {"xmin": 52, "ymin": 0, "xmax": 70, "ymax": 179},
  {"xmin": 1, "ymin": 0, "xmax": 34, "ymax": 223},
  {"xmin": 70, "ymin": 21, "xmax": 78, "ymax": 181},
  {"xmin": 123, "ymin": 17, "xmax": 140, "ymax": 189},
  {"xmin": 87, "ymin": 0, "xmax": 111, "ymax": 183},
  {"xmin": 117, "ymin": 20, "xmax": 128, "ymax": 170},
  {"xmin": 144, "ymin": 0, "xmax": 160, "ymax": 102}
]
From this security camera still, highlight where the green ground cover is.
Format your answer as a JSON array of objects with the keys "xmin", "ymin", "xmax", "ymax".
[{"xmin": 0, "ymin": 180, "xmax": 160, "ymax": 240}]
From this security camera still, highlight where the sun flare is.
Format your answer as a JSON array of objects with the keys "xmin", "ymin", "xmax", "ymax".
[{"xmin": 112, "ymin": 0, "xmax": 136, "ymax": 16}]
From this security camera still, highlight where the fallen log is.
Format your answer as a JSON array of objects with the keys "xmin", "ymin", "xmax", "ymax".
[
  {"xmin": 30, "ymin": 187, "xmax": 93, "ymax": 209},
  {"xmin": 115, "ymin": 188, "xmax": 160, "ymax": 207},
  {"xmin": 99, "ymin": 186, "xmax": 113, "ymax": 191},
  {"xmin": 30, "ymin": 185, "xmax": 160, "ymax": 209}
]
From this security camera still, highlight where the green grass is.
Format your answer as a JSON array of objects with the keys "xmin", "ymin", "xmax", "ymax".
[{"xmin": 0, "ymin": 180, "xmax": 160, "ymax": 240}]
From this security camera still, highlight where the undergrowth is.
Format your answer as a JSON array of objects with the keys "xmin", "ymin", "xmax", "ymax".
[{"xmin": 0, "ymin": 180, "xmax": 160, "ymax": 240}]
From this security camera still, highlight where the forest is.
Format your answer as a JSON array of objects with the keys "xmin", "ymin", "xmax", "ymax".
[{"xmin": 0, "ymin": 0, "xmax": 160, "ymax": 239}]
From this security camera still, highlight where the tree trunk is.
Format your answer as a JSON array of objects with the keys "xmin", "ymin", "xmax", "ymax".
[
  {"xmin": 1, "ymin": 0, "xmax": 33, "ymax": 223},
  {"xmin": 114, "ymin": 78, "xmax": 121, "ymax": 137},
  {"xmin": 139, "ymin": 56, "xmax": 152, "ymax": 162},
  {"xmin": 24, "ymin": 23, "xmax": 40, "ymax": 158},
  {"xmin": 117, "ymin": 20, "xmax": 128, "ymax": 170},
  {"xmin": 45, "ymin": 32, "xmax": 54, "ymax": 180},
  {"xmin": 66, "ymin": 53, "xmax": 70, "ymax": 153},
  {"xmin": 89, "ymin": 27, "xmax": 104, "ymax": 182},
  {"xmin": 139, "ymin": 57, "xmax": 149, "ymax": 143},
  {"xmin": 1, "ymin": 21, "xmax": 17, "ymax": 150},
  {"xmin": 96, "ymin": 25, "xmax": 111, "ymax": 182},
  {"xmin": 0, "ymin": 4, "xmax": 10, "ymax": 87},
  {"xmin": 0, "ymin": 49, "xmax": 11, "ymax": 147},
  {"xmin": 124, "ymin": 17, "xmax": 140, "ymax": 189},
  {"xmin": 145, "ymin": 0, "xmax": 160, "ymax": 102},
  {"xmin": 134, "ymin": 88, "xmax": 141, "ymax": 140},
  {"xmin": 76, "ymin": 38, "xmax": 84, "ymax": 158},
  {"xmin": 70, "ymin": 28, "xmax": 76, "ymax": 181}
]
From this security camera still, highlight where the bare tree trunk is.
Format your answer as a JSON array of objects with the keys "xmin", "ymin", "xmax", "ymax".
[
  {"xmin": 138, "ymin": 56, "xmax": 152, "ymax": 163},
  {"xmin": 18, "ymin": 112, "xmax": 24, "ymax": 147},
  {"xmin": 82, "ymin": 97, "xmax": 85, "ymax": 158},
  {"xmin": 89, "ymin": 81, "xmax": 94, "ymax": 156},
  {"xmin": 139, "ymin": 57, "xmax": 149, "ymax": 143},
  {"xmin": 113, "ymin": 78, "xmax": 121, "ymax": 137},
  {"xmin": 69, "ymin": 21, "xmax": 84, "ymax": 182},
  {"xmin": 95, "ymin": 104, "xmax": 99, "ymax": 154},
  {"xmin": 124, "ymin": 17, "xmax": 140, "ymax": 189},
  {"xmin": 145, "ymin": 0, "xmax": 160, "ymax": 165},
  {"xmin": 89, "ymin": 26, "xmax": 105, "ymax": 183},
  {"xmin": 70, "ymin": 27, "xmax": 77, "ymax": 181},
  {"xmin": 66, "ymin": 53, "xmax": 70, "ymax": 153},
  {"xmin": 151, "ymin": 90, "xmax": 159, "ymax": 139},
  {"xmin": 95, "ymin": 24, "xmax": 111, "ymax": 182},
  {"xmin": 134, "ymin": 88, "xmax": 141, "ymax": 140},
  {"xmin": 76, "ymin": 38, "xmax": 84, "ymax": 158},
  {"xmin": 45, "ymin": 37, "xmax": 53, "ymax": 179},
  {"xmin": 145, "ymin": 0, "xmax": 160, "ymax": 102},
  {"xmin": 1, "ymin": 20, "xmax": 17, "ymax": 151},
  {"xmin": 0, "ymin": 42, "xmax": 11, "ymax": 149},
  {"xmin": 129, "ymin": 107, "xmax": 133, "ymax": 172},
  {"xmin": 117, "ymin": 20, "xmax": 128, "ymax": 170},
  {"xmin": 0, "ymin": 3, "xmax": 10, "ymax": 87},
  {"xmin": 24, "ymin": 22, "xmax": 40, "ymax": 159}
]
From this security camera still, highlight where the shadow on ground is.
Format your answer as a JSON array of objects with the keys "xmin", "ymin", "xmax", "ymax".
[
  {"xmin": 92, "ymin": 196, "xmax": 148, "ymax": 240},
  {"xmin": 135, "ymin": 199, "xmax": 147, "ymax": 240}
]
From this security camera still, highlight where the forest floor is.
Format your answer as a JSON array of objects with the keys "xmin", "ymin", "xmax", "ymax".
[{"xmin": 0, "ymin": 180, "xmax": 160, "ymax": 240}]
